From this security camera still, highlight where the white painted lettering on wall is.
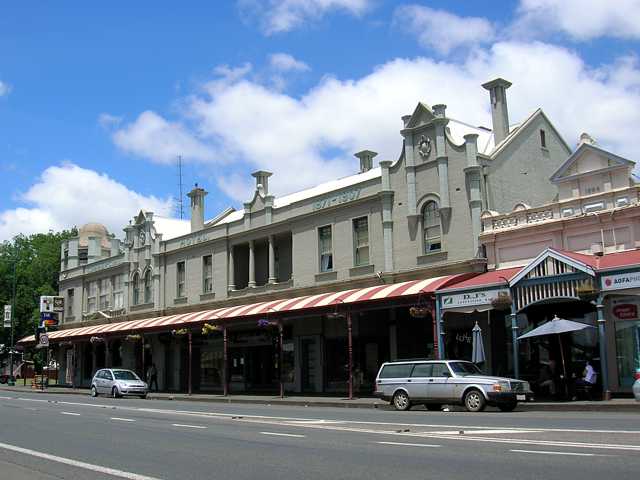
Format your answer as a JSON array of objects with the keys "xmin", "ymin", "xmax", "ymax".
[
  {"xmin": 313, "ymin": 189, "xmax": 360, "ymax": 211},
  {"xmin": 179, "ymin": 234, "xmax": 210, "ymax": 248}
]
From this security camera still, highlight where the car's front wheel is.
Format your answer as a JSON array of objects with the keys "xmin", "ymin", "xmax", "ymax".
[
  {"xmin": 111, "ymin": 386, "xmax": 121, "ymax": 398},
  {"xmin": 90, "ymin": 385, "xmax": 98, "ymax": 397},
  {"xmin": 463, "ymin": 389, "xmax": 486, "ymax": 412},
  {"xmin": 392, "ymin": 390, "xmax": 411, "ymax": 411}
]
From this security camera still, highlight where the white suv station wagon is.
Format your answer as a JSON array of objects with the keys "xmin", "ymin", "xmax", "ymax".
[{"xmin": 375, "ymin": 359, "xmax": 533, "ymax": 412}]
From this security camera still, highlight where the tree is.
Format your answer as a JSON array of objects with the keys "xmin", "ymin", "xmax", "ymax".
[{"xmin": 0, "ymin": 229, "xmax": 77, "ymax": 348}]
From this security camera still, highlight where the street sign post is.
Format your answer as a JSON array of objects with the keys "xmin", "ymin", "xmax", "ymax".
[{"xmin": 3, "ymin": 305, "xmax": 10, "ymax": 329}]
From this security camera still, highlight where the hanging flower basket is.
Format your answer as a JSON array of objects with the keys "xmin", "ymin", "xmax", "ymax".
[
  {"xmin": 257, "ymin": 319, "xmax": 277, "ymax": 328},
  {"xmin": 201, "ymin": 323, "xmax": 220, "ymax": 336},
  {"xmin": 171, "ymin": 328, "xmax": 188, "ymax": 336},
  {"xmin": 89, "ymin": 336, "xmax": 104, "ymax": 344},
  {"xmin": 325, "ymin": 312, "xmax": 345, "ymax": 320},
  {"xmin": 491, "ymin": 294, "xmax": 513, "ymax": 311},
  {"xmin": 409, "ymin": 306, "xmax": 431, "ymax": 318},
  {"xmin": 125, "ymin": 334, "xmax": 142, "ymax": 342},
  {"xmin": 576, "ymin": 283, "xmax": 599, "ymax": 302}
]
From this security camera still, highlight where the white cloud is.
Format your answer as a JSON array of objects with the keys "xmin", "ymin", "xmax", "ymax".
[
  {"xmin": 515, "ymin": 0, "xmax": 640, "ymax": 41},
  {"xmin": 0, "ymin": 163, "xmax": 173, "ymax": 241},
  {"xmin": 98, "ymin": 113, "xmax": 123, "ymax": 129},
  {"xmin": 269, "ymin": 53, "xmax": 310, "ymax": 72},
  {"xmin": 395, "ymin": 4, "xmax": 495, "ymax": 55},
  {"xmin": 0, "ymin": 80, "xmax": 11, "ymax": 97},
  {"xmin": 239, "ymin": 0, "xmax": 372, "ymax": 34},
  {"xmin": 111, "ymin": 40, "xmax": 640, "ymax": 203},
  {"xmin": 112, "ymin": 110, "xmax": 218, "ymax": 164}
]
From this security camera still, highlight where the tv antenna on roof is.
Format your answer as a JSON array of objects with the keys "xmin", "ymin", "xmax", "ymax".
[{"xmin": 176, "ymin": 155, "xmax": 184, "ymax": 219}]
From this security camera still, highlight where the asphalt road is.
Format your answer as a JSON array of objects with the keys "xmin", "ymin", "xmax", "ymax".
[{"xmin": 0, "ymin": 391, "xmax": 638, "ymax": 480}]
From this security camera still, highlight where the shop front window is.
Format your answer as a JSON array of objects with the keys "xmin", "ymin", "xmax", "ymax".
[{"xmin": 615, "ymin": 320, "xmax": 640, "ymax": 388}]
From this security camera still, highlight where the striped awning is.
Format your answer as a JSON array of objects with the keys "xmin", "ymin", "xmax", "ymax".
[{"xmin": 19, "ymin": 274, "xmax": 466, "ymax": 344}]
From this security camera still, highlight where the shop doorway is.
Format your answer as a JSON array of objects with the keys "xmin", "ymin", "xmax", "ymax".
[{"xmin": 301, "ymin": 337, "xmax": 320, "ymax": 393}]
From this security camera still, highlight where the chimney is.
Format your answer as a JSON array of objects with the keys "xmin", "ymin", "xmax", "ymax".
[
  {"xmin": 432, "ymin": 104, "xmax": 446, "ymax": 118},
  {"xmin": 355, "ymin": 150, "xmax": 378, "ymax": 173},
  {"xmin": 578, "ymin": 132, "xmax": 597, "ymax": 147},
  {"xmin": 251, "ymin": 170, "xmax": 272, "ymax": 196},
  {"xmin": 482, "ymin": 78, "xmax": 512, "ymax": 145},
  {"xmin": 187, "ymin": 183, "xmax": 208, "ymax": 232}
]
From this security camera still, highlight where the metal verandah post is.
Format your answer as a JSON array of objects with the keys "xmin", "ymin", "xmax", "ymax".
[
  {"xmin": 596, "ymin": 296, "xmax": 611, "ymax": 400},
  {"xmin": 223, "ymin": 327, "xmax": 228, "ymax": 396},
  {"xmin": 278, "ymin": 322, "xmax": 284, "ymax": 399},
  {"xmin": 347, "ymin": 311, "xmax": 353, "ymax": 400},
  {"xmin": 187, "ymin": 331, "xmax": 193, "ymax": 395},
  {"xmin": 429, "ymin": 299, "xmax": 438, "ymax": 359}
]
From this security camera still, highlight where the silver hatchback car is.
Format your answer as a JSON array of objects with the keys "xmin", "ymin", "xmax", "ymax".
[
  {"xmin": 91, "ymin": 368, "xmax": 148, "ymax": 399},
  {"xmin": 375, "ymin": 359, "xmax": 533, "ymax": 412}
]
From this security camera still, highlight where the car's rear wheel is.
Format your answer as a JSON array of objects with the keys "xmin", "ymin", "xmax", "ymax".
[
  {"xmin": 498, "ymin": 401, "xmax": 517, "ymax": 412},
  {"xmin": 90, "ymin": 385, "xmax": 98, "ymax": 397},
  {"xmin": 392, "ymin": 391, "xmax": 411, "ymax": 411},
  {"xmin": 111, "ymin": 386, "xmax": 120, "ymax": 398},
  {"xmin": 425, "ymin": 404, "xmax": 441, "ymax": 411},
  {"xmin": 463, "ymin": 389, "xmax": 486, "ymax": 412}
]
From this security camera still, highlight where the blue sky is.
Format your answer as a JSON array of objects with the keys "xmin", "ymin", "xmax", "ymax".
[{"xmin": 1, "ymin": 1, "xmax": 640, "ymax": 239}]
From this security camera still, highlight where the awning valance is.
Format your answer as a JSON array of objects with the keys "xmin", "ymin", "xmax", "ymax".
[{"xmin": 19, "ymin": 274, "xmax": 467, "ymax": 344}]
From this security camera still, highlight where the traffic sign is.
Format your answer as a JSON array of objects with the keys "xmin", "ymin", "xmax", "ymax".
[
  {"xmin": 40, "ymin": 296, "xmax": 64, "ymax": 313},
  {"xmin": 37, "ymin": 333, "xmax": 49, "ymax": 349},
  {"xmin": 3, "ymin": 305, "xmax": 10, "ymax": 328}
]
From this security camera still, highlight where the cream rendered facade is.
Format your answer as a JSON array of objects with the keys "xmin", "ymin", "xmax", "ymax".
[{"xmin": 54, "ymin": 78, "xmax": 574, "ymax": 393}]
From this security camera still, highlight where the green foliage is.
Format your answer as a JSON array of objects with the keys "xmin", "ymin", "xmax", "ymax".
[{"xmin": 0, "ymin": 229, "xmax": 77, "ymax": 347}]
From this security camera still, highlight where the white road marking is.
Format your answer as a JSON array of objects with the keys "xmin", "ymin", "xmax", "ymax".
[
  {"xmin": 377, "ymin": 441, "xmax": 441, "ymax": 448},
  {"xmin": 0, "ymin": 441, "xmax": 162, "ymax": 480},
  {"xmin": 60, "ymin": 412, "xmax": 81, "ymax": 416},
  {"xmin": 0, "ymin": 396, "xmax": 12, "ymax": 399},
  {"xmin": 111, "ymin": 417, "xmax": 136, "ymax": 422},
  {"xmin": 260, "ymin": 432, "xmax": 306, "ymax": 438},
  {"xmin": 171, "ymin": 424, "xmax": 206, "ymax": 429},
  {"xmin": 510, "ymin": 449, "xmax": 607, "ymax": 457},
  {"xmin": 18, "ymin": 398, "xmax": 48, "ymax": 403}
]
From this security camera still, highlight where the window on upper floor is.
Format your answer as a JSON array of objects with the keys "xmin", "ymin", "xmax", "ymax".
[
  {"xmin": 132, "ymin": 272, "xmax": 140, "ymax": 306},
  {"xmin": 177, "ymin": 261, "xmax": 186, "ymax": 298},
  {"xmin": 87, "ymin": 281, "xmax": 97, "ymax": 313},
  {"xmin": 78, "ymin": 248, "xmax": 88, "ymax": 265},
  {"xmin": 203, "ymin": 255, "xmax": 213, "ymax": 293},
  {"xmin": 352, "ymin": 217, "xmax": 370, "ymax": 266},
  {"xmin": 99, "ymin": 278, "xmax": 110, "ymax": 310},
  {"xmin": 422, "ymin": 201, "xmax": 442, "ymax": 254},
  {"xmin": 144, "ymin": 270, "xmax": 152, "ymax": 304},
  {"xmin": 540, "ymin": 129, "xmax": 546, "ymax": 148},
  {"xmin": 63, "ymin": 250, "xmax": 69, "ymax": 270},
  {"xmin": 112, "ymin": 274, "xmax": 124, "ymax": 310},
  {"xmin": 67, "ymin": 289, "xmax": 74, "ymax": 317},
  {"xmin": 318, "ymin": 225, "xmax": 333, "ymax": 272}
]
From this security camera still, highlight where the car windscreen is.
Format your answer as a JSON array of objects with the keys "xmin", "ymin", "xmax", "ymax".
[
  {"xmin": 112, "ymin": 370, "xmax": 140, "ymax": 381},
  {"xmin": 448, "ymin": 362, "xmax": 482, "ymax": 376},
  {"xmin": 379, "ymin": 364, "xmax": 413, "ymax": 378}
]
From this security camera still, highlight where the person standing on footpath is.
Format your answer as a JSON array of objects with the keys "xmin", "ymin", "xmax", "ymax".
[{"xmin": 146, "ymin": 363, "xmax": 158, "ymax": 392}]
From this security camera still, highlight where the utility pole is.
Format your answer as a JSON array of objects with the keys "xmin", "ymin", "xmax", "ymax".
[{"xmin": 8, "ymin": 258, "xmax": 16, "ymax": 386}]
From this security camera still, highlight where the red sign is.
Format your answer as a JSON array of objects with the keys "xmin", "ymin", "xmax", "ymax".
[{"xmin": 613, "ymin": 303, "xmax": 638, "ymax": 320}]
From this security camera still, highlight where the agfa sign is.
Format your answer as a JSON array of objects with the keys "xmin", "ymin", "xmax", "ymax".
[{"xmin": 601, "ymin": 272, "xmax": 640, "ymax": 291}]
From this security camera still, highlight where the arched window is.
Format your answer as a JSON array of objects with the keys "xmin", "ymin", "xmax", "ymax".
[
  {"xmin": 132, "ymin": 272, "xmax": 140, "ymax": 305},
  {"xmin": 144, "ymin": 270, "xmax": 152, "ymax": 304},
  {"xmin": 422, "ymin": 201, "xmax": 442, "ymax": 253}
]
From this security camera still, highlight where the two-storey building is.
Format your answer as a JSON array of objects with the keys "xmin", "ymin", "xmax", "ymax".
[{"xmin": 27, "ymin": 78, "xmax": 572, "ymax": 396}]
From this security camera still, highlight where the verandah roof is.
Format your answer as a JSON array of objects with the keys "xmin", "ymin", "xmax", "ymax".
[{"xmin": 19, "ymin": 274, "xmax": 469, "ymax": 344}]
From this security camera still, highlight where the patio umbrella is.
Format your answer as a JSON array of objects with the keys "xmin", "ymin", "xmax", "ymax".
[
  {"xmin": 517, "ymin": 315, "xmax": 595, "ymax": 398},
  {"xmin": 471, "ymin": 321, "xmax": 485, "ymax": 364}
]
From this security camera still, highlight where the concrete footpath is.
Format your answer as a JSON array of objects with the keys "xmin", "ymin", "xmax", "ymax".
[{"xmin": 1, "ymin": 384, "xmax": 638, "ymax": 411}]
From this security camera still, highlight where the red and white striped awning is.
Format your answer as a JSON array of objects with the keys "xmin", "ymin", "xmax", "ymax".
[{"xmin": 19, "ymin": 274, "xmax": 468, "ymax": 344}]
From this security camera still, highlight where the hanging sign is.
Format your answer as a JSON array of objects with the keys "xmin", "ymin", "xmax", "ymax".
[
  {"xmin": 441, "ymin": 288, "xmax": 510, "ymax": 310},
  {"xmin": 37, "ymin": 334, "xmax": 49, "ymax": 349},
  {"xmin": 3, "ymin": 305, "xmax": 11, "ymax": 328},
  {"xmin": 40, "ymin": 296, "xmax": 64, "ymax": 313}
]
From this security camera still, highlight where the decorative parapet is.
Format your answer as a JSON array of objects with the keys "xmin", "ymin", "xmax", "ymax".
[{"xmin": 483, "ymin": 207, "xmax": 556, "ymax": 233}]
